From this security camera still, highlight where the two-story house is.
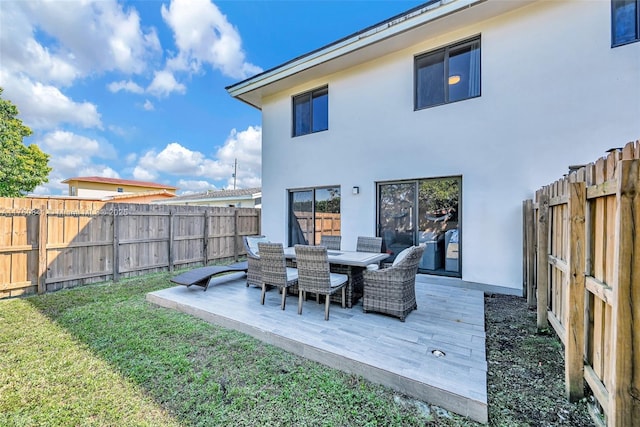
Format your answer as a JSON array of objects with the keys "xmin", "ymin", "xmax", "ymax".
[{"xmin": 227, "ymin": 0, "xmax": 640, "ymax": 294}]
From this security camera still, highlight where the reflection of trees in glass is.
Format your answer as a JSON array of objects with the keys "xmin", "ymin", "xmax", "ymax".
[
  {"xmin": 418, "ymin": 178, "xmax": 459, "ymax": 232},
  {"xmin": 379, "ymin": 183, "xmax": 415, "ymax": 231},
  {"xmin": 315, "ymin": 187, "xmax": 340, "ymax": 213}
]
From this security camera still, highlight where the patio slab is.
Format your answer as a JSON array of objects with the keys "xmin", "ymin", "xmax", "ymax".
[{"xmin": 146, "ymin": 273, "xmax": 488, "ymax": 423}]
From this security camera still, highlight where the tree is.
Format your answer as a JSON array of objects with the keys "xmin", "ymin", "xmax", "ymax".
[{"xmin": 0, "ymin": 88, "xmax": 52, "ymax": 197}]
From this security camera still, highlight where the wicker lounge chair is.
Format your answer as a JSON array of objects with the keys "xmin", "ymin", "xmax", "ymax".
[
  {"xmin": 294, "ymin": 245, "xmax": 347, "ymax": 320},
  {"xmin": 170, "ymin": 261, "xmax": 248, "ymax": 291},
  {"xmin": 319, "ymin": 235, "xmax": 341, "ymax": 250},
  {"xmin": 362, "ymin": 245, "xmax": 425, "ymax": 321},
  {"xmin": 242, "ymin": 235, "xmax": 268, "ymax": 287},
  {"xmin": 257, "ymin": 242, "xmax": 298, "ymax": 310}
]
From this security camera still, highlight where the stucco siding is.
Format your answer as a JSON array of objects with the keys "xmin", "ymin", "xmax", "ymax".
[{"xmin": 260, "ymin": 0, "xmax": 640, "ymax": 291}]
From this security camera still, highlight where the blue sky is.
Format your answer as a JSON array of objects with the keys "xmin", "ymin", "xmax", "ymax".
[{"xmin": 1, "ymin": 0, "xmax": 423, "ymax": 195}]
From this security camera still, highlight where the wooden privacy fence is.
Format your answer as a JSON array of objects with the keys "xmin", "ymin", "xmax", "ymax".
[
  {"xmin": 522, "ymin": 140, "xmax": 639, "ymax": 427},
  {"xmin": 0, "ymin": 198, "xmax": 260, "ymax": 299}
]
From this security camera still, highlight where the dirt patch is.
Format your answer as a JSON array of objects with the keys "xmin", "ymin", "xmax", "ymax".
[{"xmin": 484, "ymin": 294, "xmax": 594, "ymax": 426}]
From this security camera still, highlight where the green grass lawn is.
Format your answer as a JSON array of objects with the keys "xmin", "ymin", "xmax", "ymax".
[{"xmin": 0, "ymin": 273, "xmax": 473, "ymax": 426}]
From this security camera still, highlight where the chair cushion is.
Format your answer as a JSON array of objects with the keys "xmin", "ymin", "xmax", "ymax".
[
  {"xmin": 285, "ymin": 267, "xmax": 299, "ymax": 281},
  {"xmin": 366, "ymin": 264, "xmax": 379, "ymax": 271},
  {"xmin": 247, "ymin": 236, "xmax": 269, "ymax": 255},
  {"xmin": 329, "ymin": 272, "xmax": 348, "ymax": 287},
  {"xmin": 392, "ymin": 246, "xmax": 413, "ymax": 267}
]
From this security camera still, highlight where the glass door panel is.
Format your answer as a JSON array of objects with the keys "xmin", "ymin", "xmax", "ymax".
[
  {"xmin": 289, "ymin": 190, "xmax": 313, "ymax": 245},
  {"xmin": 288, "ymin": 187, "xmax": 341, "ymax": 246},
  {"xmin": 378, "ymin": 182, "xmax": 416, "ymax": 263},
  {"xmin": 314, "ymin": 187, "xmax": 341, "ymax": 245},
  {"xmin": 417, "ymin": 177, "xmax": 460, "ymax": 275},
  {"xmin": 377, "ymin": 177, "xmax": 461, "ymax": 277}
]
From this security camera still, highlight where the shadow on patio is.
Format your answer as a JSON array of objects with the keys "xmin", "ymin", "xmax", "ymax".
[{"xmin": 147, "ymin": 273, "xmax": 488, "ymax": 424}]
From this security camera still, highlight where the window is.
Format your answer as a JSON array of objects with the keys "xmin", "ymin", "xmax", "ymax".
[
  {"xmin": 292, "ymin": 86, "xmax": 328, "ymax": 137},
  {"xmin": 288, "ymin": 186, "xmax": 340, "ymax": 245},
  {"xmin": 415, "ymin": 37, "xmax": 480, "ymax": 110},
  {"xmin": 117, "ymin": 187, "xmax": 123, "ymax": 192},
  {"xmin": 613, "ymin": 0, "xmax": 640, "ymax": 46}
]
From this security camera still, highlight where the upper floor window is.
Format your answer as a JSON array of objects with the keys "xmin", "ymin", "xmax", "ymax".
[
  {"xmin": 613, "ymin": 0, "xmax": 640, "ymax": 46},
  {"xmin": 415, "ymin": 36, "xmax": 481, "ymax": 110},
  {"xmin": 117, "ymin": 187, "xmax": 124, "ymax": 193},
  {"xmin": 293, "ymin": 86, "xmax": 328, "ymax": 137}
]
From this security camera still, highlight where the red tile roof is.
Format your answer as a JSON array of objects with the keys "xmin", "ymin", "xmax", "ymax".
[{"xmin": 62, "ymin": 176, "xmax": 177, "ymax": 190}]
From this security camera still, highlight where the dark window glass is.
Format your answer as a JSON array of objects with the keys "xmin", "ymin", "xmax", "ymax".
[
  {"xmin": 613, "ymin": 0, "xmax": 640, "ymax": 46},
  {"xmin": 293, "ymin": 86, "xmax": 328, "ymax": 137},
  {"xmin": 288, "ymin": 187, "xmax": 340, "ymax": 246},
  {"xmin": 415, "ymin": 37, "xmax": 480, "ymax": 110},
  {"xmin": 312, "ymin": 87, "xmax": 328, "ymax": 132}
]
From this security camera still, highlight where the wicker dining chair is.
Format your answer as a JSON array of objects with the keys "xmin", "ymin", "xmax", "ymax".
[
  {"xmin": 242, "ymin": 235, "xmax": 268, "ymax": 287},
  {"xmin": 319, "ymin": 235, "xmax": 341, "ymax": 250},
  {"xmin": 294, "ymin": 245, "xmax": 347, "ymax": 320},
  {"xmin": 356, "ymin": 236, "xmax": 384, "ymax": 270},
  {"xmin": 356, "ymin": 236, "xmax": 383, "ymax": 253},
  {"xmin": 362, "ymin": 245, "xmax": 425, "ymax": 322},
  {"xmin": 257, "ymin": 242, "xmax": 298, "ymax": 310}
]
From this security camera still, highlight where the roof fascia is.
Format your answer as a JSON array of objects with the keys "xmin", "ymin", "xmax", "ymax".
[{"xmin": 227, "ymin": 0, "xmax": 484, "ymax": 101}]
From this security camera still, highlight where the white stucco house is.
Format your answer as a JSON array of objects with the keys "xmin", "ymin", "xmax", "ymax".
[{"xmin": 227, "ymin": 0, "xmax": 640, "ymax": 295}]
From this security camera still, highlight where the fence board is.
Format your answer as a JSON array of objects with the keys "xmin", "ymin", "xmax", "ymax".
[
  {"xmin": 526, "ymin": 140, "xmax": 640, "ymax": 426},
  {"xmin": 0, "ymin": 200, "xmax": 260, "ymax": 297}
]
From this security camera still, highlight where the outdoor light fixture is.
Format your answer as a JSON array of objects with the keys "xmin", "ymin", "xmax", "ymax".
[
  {"xmin": 448, "ymin": 75, "xmax": 461, "ymax": 85},
  {"xmin": 352, "ymin": 186, "xmax": 360, "ymax": 195}
]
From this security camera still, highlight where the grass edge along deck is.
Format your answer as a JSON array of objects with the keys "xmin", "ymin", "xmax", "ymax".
[{"xmin": 147, "ymin": 272, "xmax": 488, "ymax": 423}]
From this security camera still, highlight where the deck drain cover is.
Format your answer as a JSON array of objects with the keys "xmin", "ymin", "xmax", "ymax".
[{"xmin": 431, "ymin": 349, "xmax": 446, "ymax": 358}]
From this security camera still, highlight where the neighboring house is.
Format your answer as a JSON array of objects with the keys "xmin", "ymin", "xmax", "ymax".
[
  {"xmin": 152, "ymin": 188, "xmax": 262, "ymax": 208},
  {"xmin": 62, "ymin": 177, "xmax": 177, "ymax": 199},
  {"xmin": 28, "ymin": 190, "xmax": 177, "ymax": 205},
  {"xmin": 227, "ymin": 0, "xmax": 640, "ymax": 294}
]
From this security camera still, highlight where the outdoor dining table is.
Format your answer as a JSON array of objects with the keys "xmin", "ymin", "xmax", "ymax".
[{"xmin": 283, "ymin": 247, "xmax": 390, "ymax": 308}]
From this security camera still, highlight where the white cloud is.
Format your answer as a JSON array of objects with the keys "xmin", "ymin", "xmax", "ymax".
[
  {"xmin": 77, "ymin": 165, "xmax": 120, "ymax": 178},
  {"xmin": 132, "ymin": 165, "xmax": 158, "ymax": 181},
  {"xmin": 125, "ymin": 153, "xmax": 138, "ymax": 164},
  {"xmin": 0, "ymin": 72, "xmax": 102, "ymax": 130},
  {"xmin": 133, "ymin": 126, "xmax": 262, "ymax": 189},
  {"xmin": 143, "ymin": 99, "xmax": 155, "ymax": 111},
  {"xmin": 216, "ymin": 126, "xmax": 262, "ymax": 189},
  {"xmin": 108, "ymin": 80, "xmax": 145, "ymax": 94},
  {"xmin": 39, "ymin": 131, "xmax": 116, "ymax": 159},
  {"xmin": 1, "ymin": 0, "xmax": 161, "ymax": 82},
  {"xmin": 176, "ymin": 179, "xmax": 217, "ymax": 194},
  {"xmin": 138, "ymin": 142, "xmax": 205, "ymax": 175},
  {"xmin": 147, "ymin": 70, "xmax": 186, "ymax": 97},
  {"xmin": 30, "ymin": 130, "xmax": 119, "ymax": 195},
  {"xmin": 161, "ymin": 0, "xmax": 262, "ymax": 79}
]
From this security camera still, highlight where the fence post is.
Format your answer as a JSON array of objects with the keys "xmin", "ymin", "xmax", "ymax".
[
  {"xmin": 537, "ymin": 189, "xmax": 550, "ymax": 329},
  {"xmin": 37, "ymin": 205, "xmax": 47, "ymax": 294},
  {"xmin": 523, "ymin": 199, "xmax": 536, "ymax": 306},
  {"xmin": 609, "ymin": 159, "xmax": 640, "ymax": 426},
  {"xmin": 203, "ymin": 210, "xmax": 210, "ymax": 265},
  {"xmin": 112, "ymin": 211, "xmax": 119, "ymax": 282},
  {"xmin": 234, "ymin": 209, "xmax": 239, "ymax": 261},
  {"xmin": 566, "ymin": 181, "xmax": 586, "ymax": 401},
  {"xmin": 168, "ymin": 207, "xmax": 174, "ymax": 272}
]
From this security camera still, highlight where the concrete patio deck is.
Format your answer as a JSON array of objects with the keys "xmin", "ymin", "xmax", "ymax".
[{"xmin": 146, "ymin": 273, "xmax": 488, "ymax": 423}]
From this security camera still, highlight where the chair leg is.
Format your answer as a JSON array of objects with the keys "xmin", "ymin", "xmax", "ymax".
[
  {"xmin": 324, "ymin": 295, "xmax": 330, "ymax": 321},
  {"xmin": 298, "ymin": 291, "xmax": 304, "ymax": 315},
  {"xmin": 281, "ymin": 286, "xmax": 287, "ymax": 310},
  {"xmin": 261, "ymin": 283, "xmax": 267, "ymax": 305},
  {"xmin": 341, "ymin": 287, "xmax": 346, "ymax": 308}
]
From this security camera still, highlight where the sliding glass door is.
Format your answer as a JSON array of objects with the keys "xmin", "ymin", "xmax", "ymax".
[
  {"xmin": 289, "ymin": 186, "xmax": 340, "ymax": 246},
  {"xmin": 378, "ymin": 176, "xmax": 461, "ymax": 277}
]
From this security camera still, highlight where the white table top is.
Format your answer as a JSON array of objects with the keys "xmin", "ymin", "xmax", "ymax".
[{"xmin": 283, "ymin": 246, "xmax": 389, "ymax": 268}]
